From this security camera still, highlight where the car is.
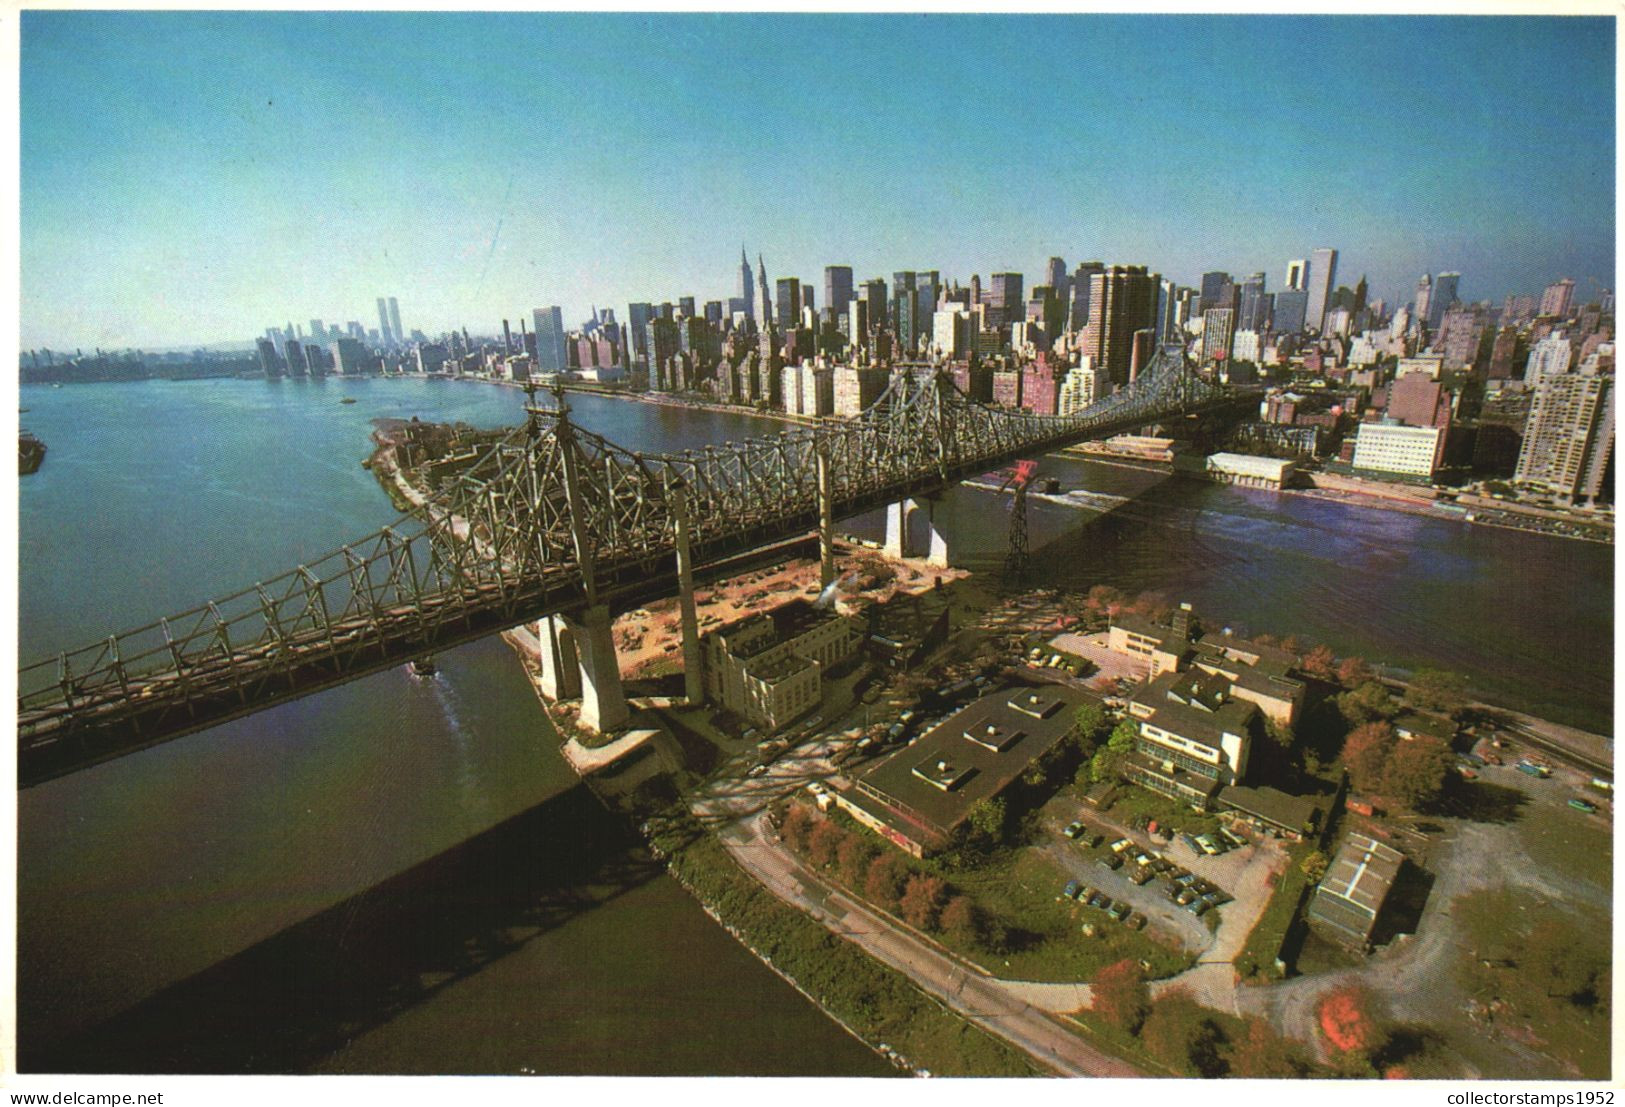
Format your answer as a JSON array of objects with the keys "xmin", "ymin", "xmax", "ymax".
[
  {"xmin": 1200, "ymin": 892, "xmax": 1222, "ymax": 908},
  {"xmin": 1186, "ymin": 898, "xmax": 1210, "ymax": 916},
  {"xmin": 1108, "ymin": 902, "xmax": 1132, "ymax": 922},
  {"xmin": 1097, "ymin": 854, "xmax": 1124, "ymax": 870},
  {"xmin": 746, "ymin": 764, "xmax": 768, "ymax": 778},
  {"xmin": 1061, "ymin": 880, "xmax": 1081, "ymax": 900},
  {"xmin": 1084, "ymin": 832, "xmax": 1105, "ymax": 849},
  {"xmin": 1218, "ymin": 827, "xmax": 1247, "ymax": 848},
  {"xmin": 1110, "ymin": 837, "xmax": 1134, "ymax": 853},
  {"xmin": 1179, "ymin": 833, "xmax": 1203, "ymax": 854},
  {"xmin": 1130, "ymin": 868, "xmax": 1154, "ymax": 886},
  {"xmin": 1569, "ymin": 798, "xmax": 1599, "ymax": 813},
  {"xmin": 1134, "ymin": 852, "xmax": 1154, "ymax": 866},
  {"xmin": 1077, "ymin": 885, "xmax": 1096, "ymax": 903},
  {"xmin": 1063, "ymin": 821, "xmax": 1086, "ymax": 839},
  {"xmin": 1087, "ymin": 891, "xmax": 1110, "ymax": 910},
  {"xmin": 1175, "ymin": 888, "xmax": 1197, "ymax": 905},
  {"xmin": 1460, "ymin": 753, "xmax": 1486, "ymax": 768},
  {"xmin": 1207, "ymin": 889, "xmax": 1234, "ymax": 906},
  {"xmin": 1174, "ymin": 872, "xmax": 1199, "ymax": 887},
  {"xmin": 1125, "ymin": 912, "xmax": 1147, "ymax": 931},
  {"xmin": 1516, "ymin": 760, "xmax": 1552, "ymax": 778},
  {"xmin": 899, "ymin": 710, "xmax": 917, "ymax": 725},
  {"xmin": 1197, "ymin": 835, "xmax": 1223, "ymax": 856}
]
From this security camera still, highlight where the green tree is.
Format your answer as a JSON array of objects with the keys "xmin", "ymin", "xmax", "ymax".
[
  {"xmin": 835, "ymin": 834, "xmax": 878, "ymax": 888},
  {"xmin": 1084, "ymin": 584, "xmax": 1126, "ymax": 617},
  {"xmin": 807, "ymin": 819, "xmax": 847, "ymax": 868},
  {"xmin": 1090, "ymin": 958, "xmax": 1150, "ymax": 1033},
  {"xmin": 1336, "ymin": 656, "xmax": 1374, "ymax": 689},
  {"xmin": 1140, "ymin": 990, "xmax": 1227, "ymax": 1077},
  {"xmin": 899, "ymin": 873, "xmax": 948, "ymax": 931},
  {"xmin": 1338, "ymin": 680, "xmax": 1400, "ymax": 726},
  {"xmin": 967, "ymin": 796, "xmax": 1008, "ymax": 844},
  {"xmin": 940, "ymin": 894, "xmax": 981, "ymax": 947},
  {"xmin": 1300, "ymin": 850, "xmax": 1329, "ymax": 883},
  {"xmin": 1523, "ymin": 917, "xmax": 1608, "ymax": 1004},
  {"xmin": 1265, "ymin": 718, "xmax": 1296, "ymax": 750},
  {"xmin": 1408, "ymin": 669, "xmax": 1470, "ymax": 717},
  {"xmin": 780, "ymin": 803, "xmax": 817, "ymax": 852},
  {"xmin": 1382, "ymin": 735, "xmax": 1454, "ymax": 810},
  {"xmin": 1072, "ymin": 701, "xmax": 1110, "ymax": 753}
]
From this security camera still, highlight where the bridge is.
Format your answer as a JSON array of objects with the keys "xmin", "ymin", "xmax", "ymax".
[{"xmin": 18, "ymin": 347, "xmax": 1256, "ymax": 786}]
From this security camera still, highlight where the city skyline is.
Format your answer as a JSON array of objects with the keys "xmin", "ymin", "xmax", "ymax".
[{"xmin": 20, "ymin": 11, "xmax": 1616, "ymax": 350}]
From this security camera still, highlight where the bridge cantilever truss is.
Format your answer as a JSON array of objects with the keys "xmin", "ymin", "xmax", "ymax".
[{"xmin": 18, "ymin": 346, "xmax": 1250, "ymax": 785}]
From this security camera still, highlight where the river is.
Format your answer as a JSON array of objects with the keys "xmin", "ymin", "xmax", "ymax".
[{"xmin": 16, "ymin": 375, "xmax": 1611, "ymax": 1072}]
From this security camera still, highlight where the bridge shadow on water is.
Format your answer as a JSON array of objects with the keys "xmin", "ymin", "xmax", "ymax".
[{"xmin": 23, "ymin": 784, "xmax": 664, "ymax": 1075}]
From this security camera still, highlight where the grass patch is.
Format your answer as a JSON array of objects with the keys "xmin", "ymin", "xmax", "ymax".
[
  {"xmin": 946, "ymin": 850, "xmax": 1191, "ymax": 982},
  {"xmin": 648, "ymin": 811, "xmax": 1040, "ymax": 1077},
  {"xmin": 1104, "ymin": 785, "xmax": 1223, "ymax": 838},
  {"xmin": 1234, "ymin": 841, "xmax": 1314, "ymax": 981},
  {"xmin": 1514, "ymin": 797, "xmax": 1614, "ymax": 891}
]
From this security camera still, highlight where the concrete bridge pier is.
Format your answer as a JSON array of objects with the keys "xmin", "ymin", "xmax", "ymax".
[
  {"xmin": 536, "ymin": 615, "xmax": 581, "ymax": 700},
  {"xmin": 884, "ymin": 497, "xmax": 952, "ymax": 568},
  {"xmin": 672, "ymin": 483, "xmax": 706, "ymax": 706},
  {"xmin": 569, "ymin": 604, "xmax": 630, "ymax": 734}
]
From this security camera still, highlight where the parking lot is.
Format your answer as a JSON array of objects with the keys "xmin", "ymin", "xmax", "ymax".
[{"xmin": 1046, "ymin": 631, "xmax": 1149, "ymax": 685}]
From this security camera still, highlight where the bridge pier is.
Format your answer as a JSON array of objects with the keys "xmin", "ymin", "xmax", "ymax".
[
  {"xmin": 884, "ymin": 497, "xmax": 952, "ymax": 568},
  {"xmin": 570, "ymin": 604, "xmax": 629, "ymax": 734},
  {"xmin": 536, "ymin": 615, "xmax": 581, "ymax": 700},
  {"xmin": 816, "ymin": 447, "xmax": 836, "ymax": 588},
  {"xmin": 672, "ymin": 483, "xmax": 705, "ymax": 706}
]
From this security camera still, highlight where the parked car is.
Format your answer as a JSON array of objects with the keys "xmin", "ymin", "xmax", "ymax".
[
  {"xmin": 1569, "ymin": 798, "xmax": 1599, "ymax": 814},
  {"xmin": 1126, "ymin": 912, "xmax": 1148, "ymax": 931},
  {"xmin": 1460, "ymin": 753, "xmax": 1487, "ymax": 768},
  {"xmin": 1130, "ymin": 868, "xmax": 1154, "ymax": 886},
  {"xmin": 1516, "ymin": 760, "xmax": 1552, "ymax": 778},
  {"xmin": 1108, "ymin": 902, "xmax": 1132, "ymax": 922},
  {"xmin": 1195, "ymin": 835, "xmax": 1223, "ymax": 856},
  {"xmin": 1179, "ymin": 833, "xmax": 1203, "ymax": 854},
  {"xmin": 1061, "ymin": 880, "xmax": 1081, "ymax": 900},
  {"xmin": 1077, "ymin": 885, "xmax": 1096, "ymax": 903},
  {"xmin": 1174, "ymin": 872, "xmax": 1199, "ymax": 887},
  {"xmin": 1186, "ymin": 897, "xmax": 1210, "ymax": 916},
  {"xmin": 1084, "ymin": 832, "xmax": 1105, "ymax": 849},
  {"xmin": 1134, "ymin": 852, "xmax": 1154, "ymax": 867},
  {"xmin": 1088, "ymin": 892, "xmax": 1111, "ymax": 910},
  {"xmin": 1457, "ymin": 766, "xmax": 1478, "ymax": 780},
  {"xmin": 747, "ymin": 764, "xmax": 768, "ymax": 778},
  {"xmin": 1175, "ymin": 888, "xmax": 1198, "ymax": 905},
  {"xmin": 1097, "ymin": 854, "xmax": 1124, "ymax": 870},
  {"xmin": 1110, "ymin": 837, "xmax": 1134, "ymax": 853},
  {"xmin": 1218, "ymin": 827, "xmax": 1247, "ymax": 848},
  {"xmin": 1063, "ymin": 821, "xmax": 1086, "ymax": 839}
]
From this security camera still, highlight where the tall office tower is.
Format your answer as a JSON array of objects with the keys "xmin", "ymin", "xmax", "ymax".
[
  {"xmin": 1071, "ymin": 261, "xmax": 1104, "ymax": 330},
  {"xmin": 1428, "ymin": 273, "xmax": 1459, "ymax": 332},
  {"xmin": 627, "ymin": 302, "xmax": 654, "ymax": 363},
  {"xmin": 756, "ymin": 255, "xmax": 773, "ymax": 327},
  {"xmin": 502, "ymin": 319, "xmax": 515, "ymax": 354},
  {"xmin": 1237, "ymin": 272, "xmax": 1269, "ymax": 332},
  {"xmin": 1413, "ymin": 274, "xmax": 1434, "ymax": 330},
  {"xmin": 969, "ymin": 274, "xmax": 982, "ymax": 305},
  {"xmin": 1201, "ymin": 308, "xmax": 1236, "ymax": 364},
  {"xmin": 1154, "ymin": 278, "xmax": 1178, "ymax": 343},
  {"xmin": 988, "ymin": 271, "xmax": 1024, "ymax": 333},
  {"xmin": 309, "ymin": 318, "xmax": 325, "ymax": 341},
  {"xmin": 775, "ymin": 278, "xmax": 801, "ymax": 333},
  {"xmin": 1285, "ymin": 259, "xmax": 1308, "ymax": 291},
  {"xmin": 1602, "ymin": 289, "xmax": 1615, "ymax": 314},
  {"xmin": 1199, "ymin": 271, "xmax": 1233, "ymax": 314},
  {"xmin": 739, "ymin": 246, "xmax": 756, "ymax": 321},
  {"xmin": 914, "ymin": 271, "xmax": 939, "ymax": 339},
  {"xmin": 388, "ymin": 298, "xmax": 403, "ymax": 348},
  {"xmin": 824, "ymin": 266, "xmax": 853, "ymax": 325},
  {"xmin": 284, "ymin": 339, "xmax": 306, "ymax": 377},
  {"xmin": 533, "ymin": 306, "xmax": 567, "ymax": 372},
  {"xmin": 1516, "ymin": 373, "xmax": 1614, "ymax": 501},
  {"xmin": 932, "ymin": 308, "xmax": 971, "ymax": 359},
  {"xmin": 1305, "ymin": 247, "xmax": 1338, "ymax": 334},
  {"xmin": 678, "ymin": 295, "xmax": 697, "ymax": 318},
  {"xmin": 1353, "ymin": 275, "xmax": 1369, "ymax": 319},
  {"xmin": 860, "ymin": 279, "xmax": 887, "ymax": 330},
  {"xmin": 256, "ymin": 337, "xmax": 282, "ymax": 376},
  {"xmin": 848, "ymin": 298, "xmax": 870, "ymax": 350},
  {"xmin": 1079, "ymin": 265, "xmax": 1159, "ymax": 386},
  {"xmin": 1272, "ymin": 290, "xmax": 1308, "ymax": 334},
  {"xmin": 803, "ymin": 285, "xmax": 815, "ymax": 316},
  {"xmin": 1045, "ymin": 256, "xmax": 1070, "ymax": 309},
  {"xmin": 704, "ymin": 300, "xmax": 724, "ymax": 326},
  {"xmin": 1541, "ymin": 278, "xmax": 1576, "ymax": 318},
  {"xmin": 376, "ymin": 298, "xmax": 394, "ymax": 348},
  {"xmin": 893, "ymin": 271, "xmax": 919, "ymax": 355}
]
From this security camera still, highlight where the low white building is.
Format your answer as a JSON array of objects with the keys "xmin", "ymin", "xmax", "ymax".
[
  {"xmin": 1204, "ymin": 452, "xmax": 1298, "ymax": 489},
  {"xmin": 1351, "ymin": 421, "xmax": 1442, "ymax": 478}
]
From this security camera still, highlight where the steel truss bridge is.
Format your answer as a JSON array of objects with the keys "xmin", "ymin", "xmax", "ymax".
[{"xmin": 19, "ymin": 347, "xmax": 1254, "ymax": 786}]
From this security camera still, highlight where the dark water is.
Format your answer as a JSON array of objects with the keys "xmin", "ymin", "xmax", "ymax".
[
  {"xmin": 17, "ymin": 377, "xmax": 1611, "ymax": 1073},
  {"xmin": 17, "ymin": 377, "xmax": 889, "ymax": 1075}
]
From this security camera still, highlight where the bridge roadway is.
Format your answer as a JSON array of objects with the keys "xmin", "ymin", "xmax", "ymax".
[{"xmin": 19, "ymin": 356, "xmax": 1257, "ymax": 787}]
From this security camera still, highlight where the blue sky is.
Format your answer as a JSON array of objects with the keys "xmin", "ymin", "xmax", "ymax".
[{"xmin": 19, "ymin": 12, "xmax": 1616, "ymax": 350}]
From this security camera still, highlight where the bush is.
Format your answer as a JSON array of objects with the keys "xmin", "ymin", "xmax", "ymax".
[
  {"xmin": 900, "ymin": 873, "xmax": 948, "ymax": 931},
  {"xmin": 1140, "ymin": 990, "xmax": 1227, "ymax": 1076},
  {"xmin": 864, "ymin": 851, "xmax": 910, "ymax": 911},
  {"xmin": 1090, "ymin": 958, "xmax": 1150, "ymax": 1033}
]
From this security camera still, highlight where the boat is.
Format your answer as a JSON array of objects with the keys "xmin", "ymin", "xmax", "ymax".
[
  {"xmin": 408, "ymin": 658, "xmax": 438, "ymax": 679},
  {"xmin": 20, "ymin": 430, "xmax": 46, "ymax": 475},
  {"xmin": 340, "ymin": 397, "xmax": 358, "ymax": 404}
]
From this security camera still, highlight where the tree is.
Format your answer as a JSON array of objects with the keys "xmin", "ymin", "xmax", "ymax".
[
  {"xmin": 1090, "ymin": 958, "xmax": 1149, "ymax": 1033},
  {"xmin": 1523, "ymin": 917, "xmax": 1608, "ymax": 1004},
  {"xmin": 966, "ymin": 797, "xmax": 1008, "ymax": 844},
  {"xmin": 1090, "ymin": 720, "xmax": 1136, "ymax": 785},
  {"xmin": 1342, "ymin": 721, "xmax": 1396, "ymax": 792},
  {"xmin": 1279, "ymin": 635, "xmax": 1306, "ymax": 657},
  {"xmin": 1140, "ymin": 990, "xmax": 1226, "ymax": 1077},
  {"xmin": 1227, "ymin": 1016, "xmax": 1300, "ymax": 1078},
  {"xmin": 1084, "ymin": 584, "xmax": 1126, "ymax": 617},
  {"xmin": 1408, "ymin": 669, "xmax": 1470, "ymax": 717},
  {"xmin": 899, "ymin": 873, "xmax": 948, "ymax": 931},
  {"xmin": 1336, "ymin": 656, "xmax": 1374, "ymax": 689},
  {"xmin": 1251, "ymin": 632, "xmax": 1280, "ymax": 648},
  {"xmin": 1299, "ymin": 644, "xmax": 1337, "ymax": 681},
  {"xmin": 1300, "ymin": 850, "xmax": 1329, "ymax": 883},
  {"xmin": 940, "ymin": 894, "xmax": 981, "ymax": 946},
  {"xmin": 1318, "ymin": 985, "xmax": 1383, "ymax": 1056},
  {"xmin": 807, "ymin": 818, "xmax": 847, "ymax": 868},
  {"xmin": 1073, "ymin": 702, "xmax": 1109, "ymax": 753},
  {"xmin": 864, "ymin": 852, "xmax": 910, "ymax": 911},
  {"xmin": 1338, "ymin": 680, "xmax": 1399, "ymax": 726},
  {"xmin": 836, "ymin": 833, "xmax": 878, "ymax": 887},
  {"xmin": 1265, "ymin": 718, "xmax": 1296, "ymax": 750},
  {"xmin": 1382, "ymin": 735, "xmax": 1454, "ymax": 810},
  {"xmin": 780, "ymin": 804, "xmax": 817, "ymax": 852},
  {"xmin": 1131, "ymin": 590, "xmax": 1173, "ymax": 622}
]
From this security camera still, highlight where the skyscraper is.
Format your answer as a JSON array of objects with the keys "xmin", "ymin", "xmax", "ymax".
[
  {"xmin": 1237, "ymin": 272, "xmax": 1269, "ymax": 333},
  {"xmin": 1541, "ymin": 278, "xmax": 1576, "ymax": 318},
  {"xmin": 1305, "ymin": 247, "xmax": 1338, "ymax": 334},
  {"xmin": 1079, "ymin": 265, "xmax": 1159, "ymax": 386},
  {"xmin": 824, "ymin": 266, "xmax": 853, "ymax": 326},
  {"xmin": 1045, "ymin": 256, "xmax": 1069, "ymax": 311},
  {"xmin": 533, "ymin": 306, "xmax": 567, "ymax": 372},
  {"xmin": 1429, "ymin": 273, "xmax": 1460, "ymax": 332},
  {"xmin": 860, "ymin": 279, "xmax": 887, "ymax": 330},
  {"xmin": 756, "ymin": 256, "xmax": 773, "ymax": 328},
  {"xmin": 1285, "ymin": 259, "xmax": 1308, "ymax": 291},
  {"xmin": 1071, "ymin": 261, "xmax": 1104, "ymax": 331},
  {"xmin": 376, "ymin": 298, "xmax": 393, "ymax": 348},
  {"xmin": 1273, "ymin": 290, "xmax": 1308, "ymax": 334},
  {"xmin": 775, "ymin": 278, "xmax": 802, "ymax": 333},
  {"xmin": 739, "ymin": 247, "xmax": 755, "ymax": 322},
  {"xmin": 1199, "ymin": 271, "xmax": 1234, "ymax": 314},
  {"xmin": 893, "ymin": 271, "xmax": 918, "ymax": 355},
  {"xmin": 1516, "ymin": 373, "xmax": 1614, "ymax": 502},
  {"xmin": 388, "ymin": 298, "xmax": 403, "ymax": 348}
]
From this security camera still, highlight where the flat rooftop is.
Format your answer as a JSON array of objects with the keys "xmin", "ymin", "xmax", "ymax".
[{"xmin": 1311, "ymin": 832, "xmax": 1405, "ymax": 941}]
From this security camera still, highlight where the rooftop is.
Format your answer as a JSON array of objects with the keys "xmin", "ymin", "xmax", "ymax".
[
  {"xmin": 1131, "ymin": 671, "xmax": 1258, "ymax": 751},
  {"xmin": 1215, "ymin": 783, "xmax": 1322, "ymax": 834},
  {"xmin": 1311, "ymin": 832, "xmax": 1405, "ymax": 941}
]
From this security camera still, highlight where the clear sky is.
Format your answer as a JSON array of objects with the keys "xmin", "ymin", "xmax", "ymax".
[{"xmin": 19, "ymin": 11, "xmax": 1617, "ymax": 350}]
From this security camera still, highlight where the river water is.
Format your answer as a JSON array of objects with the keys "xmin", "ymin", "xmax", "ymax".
[{"xmin": 17, "ymin": 376, "xmax": 1611, "ymax": 1072}]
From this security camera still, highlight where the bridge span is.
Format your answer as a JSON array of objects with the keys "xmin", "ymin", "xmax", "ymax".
[{"xmin": 18, "ymin": 349, "xmax": 1257, "ymax": 786}]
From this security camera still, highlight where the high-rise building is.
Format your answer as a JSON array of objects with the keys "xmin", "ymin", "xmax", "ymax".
[
  {"xmin": 893, "ymin": 271, "xmax": 919, "ymax": 355},
  {"xmin": 1428, "ymin": 273, "xmax": 1459, "ymax": 332},
  {"xmin": 309, "ymin": 318, "xmax": 325, "ymax": 342},
  {"xmin": 1201, "ymin": 308, "xmax": 1236, "ymax": 364},
  {"xmin": 1199, "ymin": 271, "xmax": 1234, "ymax": 314},
  {"xmin": 1058, "ymin": 362, "xmax": 1097, "ymax": 415},
  {"xmin": 678, "ymin": 295, "xmax": 697, "ymax": 318},
  {"xmin": 757, "ymin": 255, "xmax": 773, "ymax": 328},
  {"xmin": 376, "ymin": 298, "xmax": 394, "ymax": 348},
  {"xmin": 1414, "ymin": 274, "xmax": 1433, "ymax": 330},
  {"xmin": 1071, "ymin": 261, "xmax": 1104, "ymax": 331},
  {"xmin": 1285, "ymin": 259, "xmax": 1308, "ymax": 291},
  {"xmin": 1516, "ymin": 373, "xmax": 1614, "ymax": 502},
  {"xmin": 533, "ymin": 306, "xmax": 567, "ymax": 372},
  {"xmin": 824, "ymin": 266, "xmax": 853, "ymax": 326},
  {"xmin": 860, "ymin": 279, "xmax": 887, "ymax": 330},
  {"xmin": 388, "ymin": 298, "xmax": 403, "ymax": 349},
  {"xmin": 933, "ymin": 308, "xmax": 971, "ymax": 359},
  {"xmin": 847, "ymin": 298, "xmax": 870, "ymax": 351},
  {"xmin": 1273, "ymin": 290, "xmax": 1308, "ymax": 334},
  {"xmin": 626, "ymin": 302, "xmax": 655, "ymax": 363},
  {"xmin": 1154, "ymin": 278, "xmax": 1178, "ymax": 343},
  {"xmin": 1525, "ymin": 331, "xmax": 1575, "ymax": 388},
  {"xmin": 739, "ymin": 247, "xmax": 756, "ymax": 322},
  {"xmin": 1045, "ymin": 256, "xmax": 1069, "ymax": 312},
  {"xmin": 1541, "ymin": 278, "xmax": 1576, "ymax": 318},
  {"xmin": 1237, "ymin": 272, "xmax": 1269, "ymax": 332},
  {"xmin": 1079, "ymin": 265, "xmax": 1159, "ymax": 386},
  {"xmin": 1305, "ymin": 248, "xmax": 1338, "ymax": 334}
]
